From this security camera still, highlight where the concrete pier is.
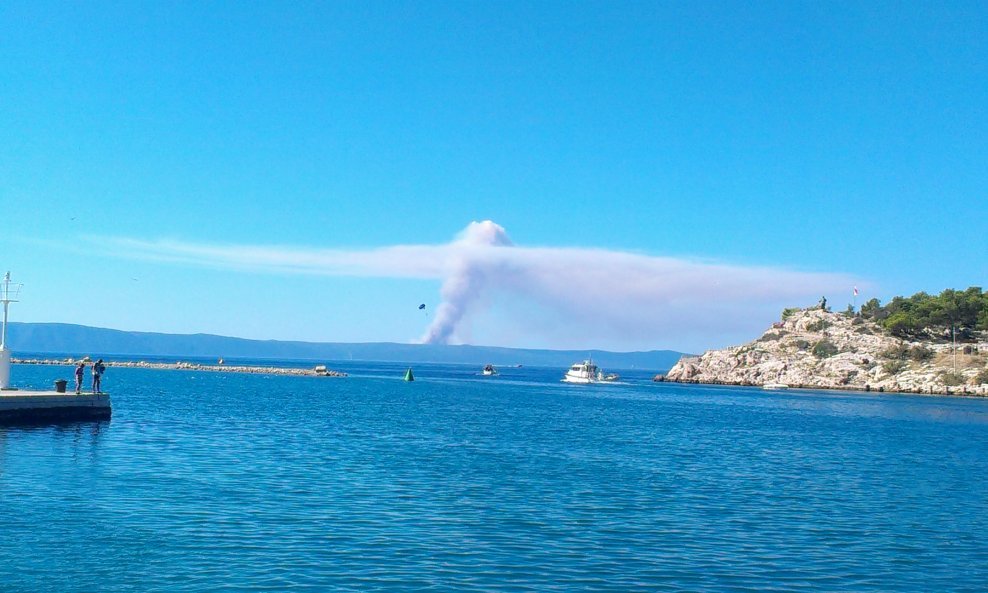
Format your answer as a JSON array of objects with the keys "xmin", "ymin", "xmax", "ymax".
[
  {"xmin": 0, "ymin": 390, "xmax": 111, "ymax": 424},
  {"xmin": 0, "ymin": 273, "xmax": 111, "ymax": 423}
]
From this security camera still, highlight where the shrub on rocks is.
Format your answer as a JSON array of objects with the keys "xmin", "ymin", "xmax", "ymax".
[
  {"xmin": 882, "ymin": 360, "xmax": 908, "ymax": 375},
  {"xmin": 881, "ymin": 344, "xmax": 910, "ymax": 360},
  {"xmin": 909, "ymin": 346, "xmax": 934, "ymax": 362},
  {"xmin": 940, "ymin": 371, "xmax": 966, "ymax": 387},
  {"xmin": 812, "ymin": 340, "xmax": 839, "ymax": 358}
]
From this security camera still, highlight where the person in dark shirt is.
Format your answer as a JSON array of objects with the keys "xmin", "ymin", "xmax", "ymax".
[{"xmin": 92, "ymin": 359, "xmax": 106, "ymax": 394}]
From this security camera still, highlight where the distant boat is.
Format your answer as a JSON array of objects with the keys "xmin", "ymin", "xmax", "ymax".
[
  {"xmin": 482, "ymin": 364, "xmax": 497, "ymax": 376},
  {"xmin": 763, "ymin": 383, "xmax": 789, "ymax": 390},
  {"xmin": 562, "ymin": 360, "xmax": 617, "ymax": 384},
  {"xmin": 403, "ymin": 368, "xmax": 414, "ymax": 382}
]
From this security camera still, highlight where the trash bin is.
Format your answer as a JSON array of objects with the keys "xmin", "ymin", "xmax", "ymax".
[{"xmin": 54, "ymin": 379, "xmax": 67, "ymax": 393}]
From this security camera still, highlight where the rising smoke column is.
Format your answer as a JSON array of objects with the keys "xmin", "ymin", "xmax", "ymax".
[{"xmin": 421, "ymin": 220, "xmax": 512, "ymax": 344}]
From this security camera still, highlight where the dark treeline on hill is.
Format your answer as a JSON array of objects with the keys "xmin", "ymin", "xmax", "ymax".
[{"xmin": 857, "ymin": 287, "xmax": 987, "ymax": 341}]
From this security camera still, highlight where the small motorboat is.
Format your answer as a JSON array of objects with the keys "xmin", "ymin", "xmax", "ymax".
[{"xmin": 481, "ymin": 364, "xmax": 497, "ymax": 376}]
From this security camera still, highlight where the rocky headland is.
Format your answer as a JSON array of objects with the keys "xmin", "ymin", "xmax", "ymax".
[{"xmin": 663, "ymin": 308, "xmax": 988, "ymax": 396}]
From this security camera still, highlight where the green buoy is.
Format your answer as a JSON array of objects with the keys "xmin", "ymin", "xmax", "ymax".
[{"xmin": 403, "ymin": 367, "xmax": 414, "ymax": 382}]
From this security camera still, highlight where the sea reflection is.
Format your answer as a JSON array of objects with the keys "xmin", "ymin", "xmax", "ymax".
[{"xmin": 0, "ymin": 419, "xmax": 109, "ymax": 468}]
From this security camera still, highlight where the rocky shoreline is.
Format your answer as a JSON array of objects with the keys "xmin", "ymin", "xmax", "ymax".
[
  {"xmin": 662, "ymin": 308, "xmax": 988, "ymax": 397},
  {"xmin": 12, "ymin": 358, "xmax": 348, "ymax": 377}
]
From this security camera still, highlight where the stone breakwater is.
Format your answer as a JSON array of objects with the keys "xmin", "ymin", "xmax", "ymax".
[
  {"xmin": 13, "ymin": 358, "xmax": 347, "ymax": 377},
  {"xmin": 663, "ymin": 308, "xmax": 988, "ymax": 396}
]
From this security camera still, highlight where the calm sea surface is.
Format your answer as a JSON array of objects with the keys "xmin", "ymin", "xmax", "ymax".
[{"xmin": 2, "ymin": 360, "xmax": 987, "ymax": 592}]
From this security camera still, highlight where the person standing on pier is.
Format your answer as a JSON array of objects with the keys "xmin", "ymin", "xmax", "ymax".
[
  {"xmin": 75, "ymin": 362, "xmax": 85, "ymax": 394},
  {"xmin": 92, "ymin": 359, "xmax": 106, "ymax": 394}
]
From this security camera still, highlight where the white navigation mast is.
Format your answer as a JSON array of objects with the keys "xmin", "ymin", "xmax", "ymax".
[{"xmin": 0, "ymin": 272, "xmax": 22, "ymax": 389}]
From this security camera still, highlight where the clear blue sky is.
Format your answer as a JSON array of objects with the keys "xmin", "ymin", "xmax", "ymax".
[{"xmin": 2, "ymin": 1, "xmax": 986, "ymax": 353}]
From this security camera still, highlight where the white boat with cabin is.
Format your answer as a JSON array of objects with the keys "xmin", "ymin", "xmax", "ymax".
[{"xmin": 562, "ymin": 360, "xmax": 618, "ymax": 384}]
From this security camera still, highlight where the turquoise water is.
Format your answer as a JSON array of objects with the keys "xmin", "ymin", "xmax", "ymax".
[{"xmin": 2, "ymin": 361, "xmax": 987, "ymax": 592}]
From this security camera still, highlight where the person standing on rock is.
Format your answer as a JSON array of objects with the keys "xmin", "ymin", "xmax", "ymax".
[{"xmin": 74, "ymin": 362, "xmax": 85, "ymax": 394}]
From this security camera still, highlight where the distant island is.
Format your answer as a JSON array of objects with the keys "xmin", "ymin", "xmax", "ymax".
[
  {"xmin": 664, "ymin": 288, "xmax": 988, "ymax": 396},
  {"xmin": 7, "ymin": 322, "xmax": 686, "ymax": 371}
]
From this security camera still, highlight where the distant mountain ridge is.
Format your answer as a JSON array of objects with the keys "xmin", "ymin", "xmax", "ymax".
[{"xmin": 7, "ymin": 322, "xmax": 686, "ymax": 370}]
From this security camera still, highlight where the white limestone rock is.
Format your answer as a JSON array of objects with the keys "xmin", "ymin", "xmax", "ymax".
[{"xmin": 665, "ymin": 308, "xmax": 988, "ymax": 396}]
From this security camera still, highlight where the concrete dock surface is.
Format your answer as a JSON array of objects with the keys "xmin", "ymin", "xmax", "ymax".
[{"xmin": 0, "ymin": 390, "xmax": 111, "ymax": 423}]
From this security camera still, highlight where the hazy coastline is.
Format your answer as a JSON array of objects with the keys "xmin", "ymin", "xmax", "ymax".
[{"xmin": 12, "ymin": 357, "xmax": 348, "ymax": 378}]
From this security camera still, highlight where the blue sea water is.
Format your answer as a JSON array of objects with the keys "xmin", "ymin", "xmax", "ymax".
[{"xmin": 2, "ymin": 361, "xmax": 987, "ymax": 592}]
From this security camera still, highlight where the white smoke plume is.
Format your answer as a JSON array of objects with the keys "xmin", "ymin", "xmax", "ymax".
[
  {"xmin": 97, "ymin": 221, "xmax": 861, "ymax": 351},
  {"xmin": 421, "ymin": 221, "xmax": 513, "ymax": 344}
]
